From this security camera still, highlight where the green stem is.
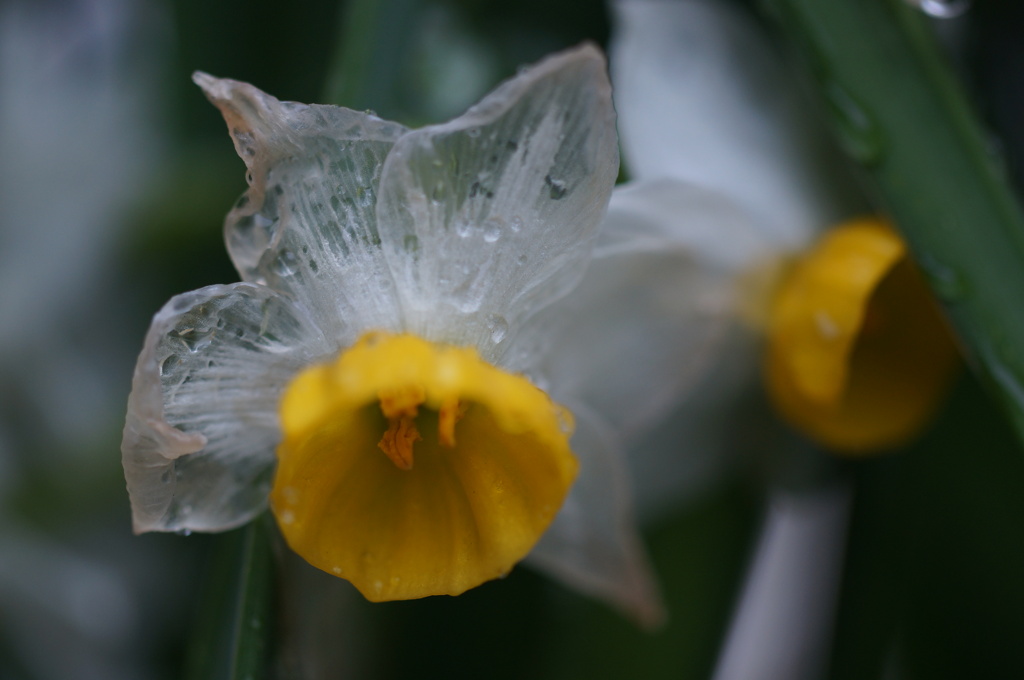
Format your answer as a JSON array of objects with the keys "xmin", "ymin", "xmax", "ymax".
[
  {"xmin": 766, "ymin": 0, "xmax": 1024, "ymax": 446},
  {"xmin": 183, "ymin": 515, "xmax": 276, "ymax": 680}
]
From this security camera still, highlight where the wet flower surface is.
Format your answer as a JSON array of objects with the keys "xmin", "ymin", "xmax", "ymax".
[{"xmin": 122, "ymin": 44, "xmax": 677, "ymax": 623}]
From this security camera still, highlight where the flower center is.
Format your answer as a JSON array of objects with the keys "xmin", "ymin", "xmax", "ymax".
[
  {"xmin": 270, "ymin": 331, "xmax": 578, "ymax": 601},
  {"xmin": 764, "ymin": 218, "xmax": 959, "ymax": 453},
  {"xmin": 375, "ymin": 384, "xmax": 468, "ymax": 470}
]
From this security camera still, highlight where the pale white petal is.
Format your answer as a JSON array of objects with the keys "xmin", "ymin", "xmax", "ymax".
[
  {"xmin": 526, "ymin": 404, "xmax": 665, "ymax": 628},
  {"xmin": 374, "ymin": 44, "xmax": 619, "ymax": 362},
  {"xmin": 517, "ymin": 180, "xmax": 776, "ymax": 520},
  {"xmin": 194, "ymin": 73, "xmax": 409, "ymax": 341},
  {"xmin": 610, "ymin": 0, "xmax": 856, "ymax": 248},
  {"xmin": 516, "ymin": 180, "xmax": 775, "ymax": 439},
  {"xmin": 122, "ymin": 283, "xmax": 328, "ymax": 533}
]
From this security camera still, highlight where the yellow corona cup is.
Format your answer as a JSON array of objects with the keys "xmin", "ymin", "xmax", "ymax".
[
  {"xmin": 765, "ymin": 219, "xmax": 959, "ymax": 453},
  {"xmin": 271, "ymin": 333, "xmax": 577, "ymax": 600}
]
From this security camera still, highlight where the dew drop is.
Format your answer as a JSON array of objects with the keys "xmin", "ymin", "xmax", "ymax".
[
  {"xmin": 175, "ymin": 328, "xmax": 212, "ymax": 353},
  {"xmin": 483, "ymin": 218, "xmax": 503, "ymax": 243},
  {"xmin": 159, "ymin": 354, "xmax": 181, "ymax": 376},
  {"xmin": 906, "ymin": 0, "xmax": 970, "ymax": 18},
  {"xmin": 917, "ymin": 252, "xmax": 968, "ymax": 303},
  {"xmin": 545, "ymin": 175, "xmax": 567, "ymax": 200},
  {"xmin": 516, "ymin": 253, "xmax": 528, "ymax": 266},
  {"xmin": 823, "ymin": 83, "xmax": 885, "ymax": 165},
  {"xmin": 510, "ymin": 215, "xmax": 523, "ymax": 232},
  {"xmin": 332, "ymin": 566, "xmax": 343, "ymax": 575},
  {"xmin": 273, "ymin": 249, "xmax": 299, "ymax": 277},
  {"xmin": 456, "ymin": 221, "xmax": 475, "ymax": 238},
  {"xmin": 485, "ymin": 314, "xmax": 509, "ymax": 343},
  {"xmin": 557, "ymin": 410, "xmax": 573, "ymax": 434}
]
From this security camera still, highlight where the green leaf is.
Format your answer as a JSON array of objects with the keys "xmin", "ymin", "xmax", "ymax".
[
  {"xmin": 183, "ymin": 515, "xmax": 277, "ymax": 680},
  {"xmin": 764, "ymin": 0, "xmax": 1024, "ymax": 447}
]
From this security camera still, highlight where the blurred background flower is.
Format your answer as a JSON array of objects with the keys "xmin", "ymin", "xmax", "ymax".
[{"xmin": 3, "ymin": 0, "xmax": 1024, "ymax": 678}]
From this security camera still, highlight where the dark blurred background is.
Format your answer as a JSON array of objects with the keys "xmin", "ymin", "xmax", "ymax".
[{"xmin": 2, "ymin": 0, "xmax": 1024, "ymax": 678}]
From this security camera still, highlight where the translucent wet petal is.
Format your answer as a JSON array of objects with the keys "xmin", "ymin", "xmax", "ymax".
[
  {"xmin": 271, "ymin": 333, "xmax": 577, "ymax": 600},
  {"xmin": 195, "ymin": 73, "xmax": 410, "ymax": 341},
  {"xmin": 122, "ymin": 283, "xmax": 328, "ymax": 532},
  {"xmin": 765, "ymin": 220, "xmax": 960, "ymax": 452},
  {"xmin": 375, "ymin": 44, "xmax": 619, "ymax": 361},
  {"xmin": 124, "ymin": 45, "xmax": 647, "ymax": 616},
  {"xmin": 527, "ymin": 403, "xmax": 663, "ymax": 627}
]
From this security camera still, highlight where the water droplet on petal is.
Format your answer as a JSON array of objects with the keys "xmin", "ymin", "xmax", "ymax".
[
  {"xmin": 272, "ymin": 248, "xmax": 299, "ymax": 277},
  {"xmin": 483, "ymin": 218, "xmax": 503, "ymax": 243},
  {"xmin": 545, "ymin": 175, "xmax": 567, "ymax": 200},
  {"xmin": 174, "ymin": 328, "xmax": 213, "ymax": 353},
  {"xmin": 509, "ymin": 215, "xmax": 523, "ymax": 232},
  {"xmin": 456, "ymin": 221, "xmax": 475, "ymax": 238},
  {"xmin": 485, "ymin": 314, "xmax": 509, "ymax": 343},
  {"xmin": 160, "ymin": 354, "xmax": 181, "ymax": 376}
]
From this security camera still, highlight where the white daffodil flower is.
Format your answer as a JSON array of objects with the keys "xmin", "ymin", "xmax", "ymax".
[
  {"xmin": 122, "ymin": 44, "xmax": 683, "ymax": 625},
  {"xmin": 608, "ymin": 3, "xmax": 958, "ymax": 676},
  {"xmin": 609, "ymin": 0, "xmax": 957, "ymax": 463}
]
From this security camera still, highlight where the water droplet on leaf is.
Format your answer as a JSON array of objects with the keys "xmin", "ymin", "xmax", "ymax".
[
  {"xmin": 824, "ymin": 83, "xmax": 885, "ymax": 165},
  {"xmin": 907, "ymin": 0, "xmax": 970, "ymax": 18}
]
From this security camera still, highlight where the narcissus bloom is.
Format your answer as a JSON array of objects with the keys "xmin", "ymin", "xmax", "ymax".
[
  {"xmin": 122, "ymin": 45, "xmax": 668, "ymax": 624},
  {"xmin": 609, "ymin": 0, "xmax": 957, "ymax": 460}
]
